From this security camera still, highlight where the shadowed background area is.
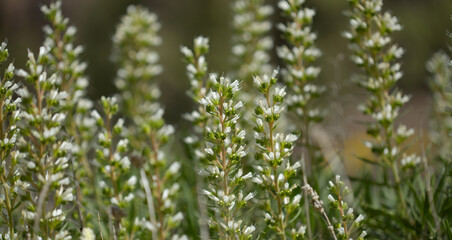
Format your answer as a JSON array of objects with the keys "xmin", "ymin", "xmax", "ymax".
[{"xmin": 1, "ymin": 0, "xmax": 451, "ymax": 165}]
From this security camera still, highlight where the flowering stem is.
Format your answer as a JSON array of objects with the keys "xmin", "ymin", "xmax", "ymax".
[
  {"xmin": 181, "ymin": 37, "xmax": 211, "ymax": 240},
  {"xmin": 265, "ymin": 87, "xmax": 287, "ymax": 239},
  {"xmin": 106, "ymin": 114, "xmax": 119, "ymax": 200},
  {"xmin": 149, "ymin": 130, "xmax": 166, "ymax": 240},
  {"xmin": 218, "ymin": 92, "xmax": 233, "ymax": 240},
  {"xmin": 0, "ymin": 93, "xmax": 14, "ymax": 235},
  {"xmin": 336, "ymin": 188, "xmax": 349, "ymax": 236}
]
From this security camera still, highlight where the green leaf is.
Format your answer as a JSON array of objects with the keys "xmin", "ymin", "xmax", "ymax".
[
  {"xmin": 349, "ymin": 176, "xmax": 390, "ymax": 187},
  {"xmin": 443, "ymin": 220, "xmax": 452, "ymax": 239},
  {"xmin": 363, "ymin": 204, "xmax": 415, "ymax": 233},
  {"xmin": 354, "ymin": 155, "xmax": 381, "ymax": 166}
]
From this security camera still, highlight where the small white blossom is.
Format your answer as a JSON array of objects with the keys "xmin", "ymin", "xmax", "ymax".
[{"xmin": 81, "ymin": 227, "xmax": 95, "ymax": 240}]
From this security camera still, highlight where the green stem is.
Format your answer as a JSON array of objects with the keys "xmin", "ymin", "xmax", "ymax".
[
  {"xmin": 390, "ymin": 161, "xmax": 408, "ymax": 216},
  {"xmin": 1, "ymin": 174, "xmax": 14, "ymax": 239},
  {"xmin": 302, "ymin": 117, "xmax": 313, "ymax": 240}
]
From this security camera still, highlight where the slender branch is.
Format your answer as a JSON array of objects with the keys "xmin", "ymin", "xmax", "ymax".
[
  {"xmin": 140, "ymin": 168, "xmax": 158, "ymax": 240},
  {"xmin": 420, "ymin": 129, "xmax": 441, "ymax": 233},
  {"xmin": 33, "ymin": 181, "xmax": 51, "ymax": 235},
  {"xmin": 98, "ymin": 213, "xmax": 104, "ymax": 240}
]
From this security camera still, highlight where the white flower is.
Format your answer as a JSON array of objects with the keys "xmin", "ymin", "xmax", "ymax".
[
  {"xmin": 328, "ymin": 194, "xmax": 335, "ymax": 202},
  {"xmin": 115, "ymin": 118, "xmax": 124, "ymax": 129},
  {"xmin": 81, "ymin": 227, "xmax": 95, "ymax": 240},
  {"xmin": 243, "ymin": 192, "xmax": 255, "ymax": 202},
  {"xmin": 43, "ymin": 127, "xmax": 60, "ymax": 139},
  {"xmin": 264, "ymin": 213, "xmax": 272, "ymax": 221},
  {"xmin": 252, "ymin": 177, "xmax": 263, "ymax": 185},
  {"xmin": 194, "ymin": 36, "xmax": 209, "ymax": 49},
  {"xmin": 180, "ymin": 46, "xmax": 193, "ymax": 58},
  {"xmin": 52, "ymin": 208, "xmax": 63, "ymax": 217},
  {"xmin": 355, "ymin": 214, "xmax": 364, "ymax": 223},
  {"xmin": 168, "ymin": 162, "xmax": 181, "ymax": 175},
  {"xmin": 205, "ymin": 148, "xmax": 214, "ymax": 155},
  {"xmin": 284, "ymin": 134, "xmax": 298, "ymax": 143},
  {"xmin": 58, "ymin": 177, "xmax": 70, "ymax": 186},
  {"xmin": 63, "ymin": 193, "xmax": 74, "ymax": 203},
  {"xmin": 111, "ymin": 197, "xmax": 119, "ymax": 205},
  {"xmin": 277, "ymin": 1, "xmax": 290, "ymax": 12},
  {"xmin": 27, "ymin": 161, "xmax": 36, "ymax": 169},
  {"xmin": 117, "ymin": 139, "xmax": 129, "ymax": 150},
  {"xmin": 277, "ymin": 173, "xmax": 285, "ymax": 183},
  {"xmin": 297, "ymin": 225, "xmax": 307, "ymax": 234},
  {"xmin": 234, "ymin": 101, "xmax": 244, "ymax": 109},
  {"xmin": 172, "ymin": 212, "xmax": 184, "ymax": 222},
  {"xmin": 16, "ymin": 69, "xmax": 29, "ymax": 78},
  {"xmin": 397, "ymin": 125, "xmax": 414, "ymax": 138},
  {"xmin": 125, "ymin": 193, "xmax": 134, "ymax": 202},
  {"xmin": 23, "ymin": 210, "xmax": 35, "ymax": 220},
  {"xmin": 54, "ymin": 230, "xmax": 71, "ymax": 240},
  {"xmin": 401, "ymin": 154, "xmax": 421, "ymax": 167},
  {"xmin": 120, "ymin": 156, "xmax": 131, "ymax": 169},
  {"xmin": 16, "ymin": 87, "xmax": 30, "ymax": 98},
  {"xmin": 244, "ymin": 225, "xmax": 255, "ymax": 235},
  {"xmin": 91, "ymin": 110, "xmax": 101, "ymax": 120},
  {"xmin": 127, "ymin": 176, "xmax": 137, "ymax": 186},
  {"xmin": 359, "ymin": 231, "xmax": 368, "ymax": 238},
  {"xmin": 292, "ymin": 194, "xmax": 302, "ymax": 206}
]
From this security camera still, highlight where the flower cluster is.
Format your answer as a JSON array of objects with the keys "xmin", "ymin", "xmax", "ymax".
[
  {"xmin": 277, "ymin": 0, "xmax": 323, "ymax": 122},
  {"xmin": 41, "ymin": 0, "xmax": 89, "ymax": 103},
  {"xmin": 426, "ymin": 52, "xmax": 452, "ymax": 158},
  {"xmin": 232, "ymin": 0, "xmax": 273, "ymax": 82},
  {"xmin": 112, "ymin": 6, "xmax": 186, "ymax": 239},
  {"xmin": 231, "ymin": 0, "xmax": 274, "ymax": 133},
  {"xmin": 344, "ymin": 0, "xmax": 418, "ymax": 234},
  {"xmin": 200, "ymin": 75, "xmax": 255, "ymax": 239},
  {"xmin": 42, "ymin": 1, "xmax": 95, "ymax": 132},
  {"xmin": 327, "ymin": 175, "xmax": 366, "ymax": 240},
  {"xmin": 182, "ymin": 36, "xmax": 210, "ymax": 103},
  {"xmin": 181, "ymin": 36, "xmax": 213, "ymax": 239},
  {"xmin": 344, "ymin": 0, "xmax": 408, "ymax": 138},
  {"xmin": 92, "ymin": 96, "xmax": 137, "ymax": 239},
  {"xmin": 41, "ymin": 1, "xmax": 96, "ymax": 229},
  {"xmin": 0, "ymin": 41, "xmax": 23, "ymax": 239},
  {"xmin": 16, "ymin": 45, "xmax": 73, "ymax": 239},
  {"xmin": 277, "ymin": 1, "xmax": 324, "ymax": 236},
  {"xmin": 252, "ymin": 69, "xmax": 305, "ymax": 239},
  {"xmin": 344, "ymin": 0, "xmax": 411, "ymax": 212},
  {"xmin": 113, "ymin": 5, "xmax": 162, "ymax": 123},
  {"xmin": 182, "ymin": 36, "xmax": 211, "ymax": 160}
]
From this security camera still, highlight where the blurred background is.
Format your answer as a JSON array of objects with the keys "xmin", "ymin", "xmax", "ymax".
[{"xmin": 1, "ymin": 0, "xmax": 451, "ymax": 174}]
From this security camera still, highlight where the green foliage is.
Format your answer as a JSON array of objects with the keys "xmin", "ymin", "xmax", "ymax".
[{"xmin": 0, "ymin": 0, "xmax": 451, "ymax": 239}]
